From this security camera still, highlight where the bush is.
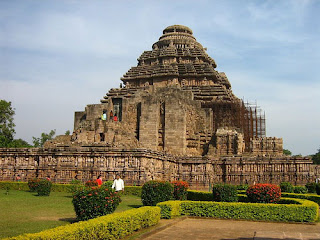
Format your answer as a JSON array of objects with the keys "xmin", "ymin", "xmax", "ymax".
[
  {"xmin": 172, "ymin": 180, "xmax": 189, "ymax": 200},
  {"xmin": 246, "ymin": 183, "xmax": 281, "ymax": 203},
  {"xmin": 187, "ymin": 190, "xmax": 212, "ymax": 201},
  {"xmin": 281, "ymin": 192, "xmax": 320, "ymax": 206},
  {"xmin": 316, "ymin": 184, "xmax": 320, "ymax": 195},
  {"xmin": 27, "ymin": 178, "xmax": 41, "ymax": 192},
  {"xmin": 157, "ymin": 198, "xmax": 319, "ymax": 222},
  {"xmin": 212, "ymin": 184, "xmax": 238, "ymax": 202},
  {"xmin": 102, "ymin": 180, "xmax": 113, "ymax": 189},
  {"xmin": 8, "ymin": 207, "xmax": 161, "ymax": 240},
  {"xmin": 36, "ymin": 179, "xmax": 52, "ymax": 196},
  {"xmin": 293, "ymin": 186, "xmax": 308, "ymax": 194},
  {"xmin": 236, "ymin": 184, "xmax": 249, "ymax": 191},
  {"xmin": 141, "ymin": 180, "xmax": 173, "ymax": 206},
  {"xmin": 85, "ymin": 180, "xmax": 98, "ymax": 188},
  {"xmin": 72, "ymin": 187, "xmax": 121, "ymax": 221},
  {"xmin": 280, "ymin": 182, "xmax": 294, "ymax": 193},
  {"xmin": 68, "ymin": 180, "xmax": 84, "ymax": 194},
  {"xmin": 305, "ymin": 182, "xmax": 317, "ymax": 193}
]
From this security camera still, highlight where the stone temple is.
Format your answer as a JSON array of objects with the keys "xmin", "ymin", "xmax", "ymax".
[{"xmin": 0, "ymin": 25, "xmax": 318, "ymax": 186}]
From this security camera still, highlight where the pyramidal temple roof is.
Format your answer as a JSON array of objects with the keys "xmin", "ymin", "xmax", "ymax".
[{"xmin": 121, "ymin": 25, "xmax": 231, "ymax": 88}]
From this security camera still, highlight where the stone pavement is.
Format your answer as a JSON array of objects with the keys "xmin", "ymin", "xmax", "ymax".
[{"xmin": 139, "ymin": 218, "xmax": 320, "ymax": 240}]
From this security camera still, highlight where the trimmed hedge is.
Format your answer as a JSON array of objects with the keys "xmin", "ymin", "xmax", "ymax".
[
  {"xmin": 157, "ymin": 198, "xmax": 318, "ymax": 222},
  {"xmin": 187, "ymin": 190, "xmax": 212, "ymax": 201},
  {"xmin": 0, "ymin": 181, "xmax": 143, "ymax": 195},
  {"xmin": 6, "ymin": 206, "xmax": 161, "ymax": 240},
  {"xmin": 0, "ymin": 181, "xmax": 29, "ymax": 191},
  {"xmin": 281, "ymin": 192, "xmax": 320, "ymax": 205}
]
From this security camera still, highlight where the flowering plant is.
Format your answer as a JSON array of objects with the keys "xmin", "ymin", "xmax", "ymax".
[
  {"xmin": 171, "ymin": 180, "xmax": 189, "ymax": 200},
  {"xmin": 246, "ymin": 183, "xmax": 281, "ymax": 203},
  {"xmin": 28, "ymin": 178, "xmax": 41, "ymax": 192},
  {"xmin": 85, "ymin": 180, "xmax": 98, "ymax": 188},
  {"xmin": 72, "ymin": 187, "xmax": 121, "ymax": 221}
]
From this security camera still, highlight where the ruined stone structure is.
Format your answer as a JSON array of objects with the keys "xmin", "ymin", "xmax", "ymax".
[{"xmin": 0, "ymin": 25, "xmax": 317, "ymax": 186}]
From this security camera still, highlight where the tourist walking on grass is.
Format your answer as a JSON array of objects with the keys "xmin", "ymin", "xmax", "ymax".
[
  {"xmin": 112, "ymin": 174, "xmax": 124, "ymax": 192},
  {"xmin": 96, "ymin": 175, "xmax": 103, "ymax": 186}
]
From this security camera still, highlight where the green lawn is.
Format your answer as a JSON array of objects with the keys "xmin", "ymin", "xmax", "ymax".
[{"xmin": 0, "ymin": 190, "xmax": 142, "ymax": 239}]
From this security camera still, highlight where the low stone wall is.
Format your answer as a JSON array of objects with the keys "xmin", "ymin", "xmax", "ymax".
[{"xmin": 0, "ymin": 147, "xmax": 318, "ymax": 187}]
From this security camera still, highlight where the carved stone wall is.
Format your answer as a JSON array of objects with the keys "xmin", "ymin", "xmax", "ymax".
[{"xmin": 0, "ymin": 148, "xmax": 317, "ymax": 187}]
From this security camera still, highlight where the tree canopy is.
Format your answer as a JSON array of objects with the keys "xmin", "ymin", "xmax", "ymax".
[
  {"xmin": 0, "ymin": 100, "xmax": 17, "ymax": 147},
  {"xmin": 312, "ymin": 147, "xmax": 320, "ymax": 165},
  {"xmin": 283, "ymin": 149, "xmax": 292, "ymax": 156},
  {"xmin": 32, "ymin": 130, "xmax": 56, "ymax": 147}
]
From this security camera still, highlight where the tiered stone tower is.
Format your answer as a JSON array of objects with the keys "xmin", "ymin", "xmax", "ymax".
[
  {"xmin": 53, "ymin": 25, "xmax": 282, "ymax": 157},
  {"xmin": 1, "ymin": 25, "xmax": 316, "ymax": 186}
]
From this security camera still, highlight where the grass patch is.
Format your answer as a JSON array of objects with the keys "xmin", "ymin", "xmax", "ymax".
[{"xmin": 0, "ymin": 190, "xmax": 142, "ymax": 239}]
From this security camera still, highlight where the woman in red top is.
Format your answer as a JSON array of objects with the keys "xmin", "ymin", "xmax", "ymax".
[
  {"xmin": 113, "ymin": 114, "xmax": 118, "ymax": 122},
  {"xmin": 96, "ymin": 175, "xmax": 102, "ymax": 186}
]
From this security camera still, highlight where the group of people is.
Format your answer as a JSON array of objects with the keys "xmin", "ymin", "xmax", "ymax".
[
  {"xmin": 96, "ymin": 174, "xmax": 124, "ymax": 192},
  {"xmin": 101, "ymin": 110, "xmax": 118, "ymax": 122}
]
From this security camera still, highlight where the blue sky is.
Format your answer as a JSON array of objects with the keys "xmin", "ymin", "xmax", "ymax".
[{"xmin": 0, "ymin": 0, "xmax": 319, "ymax": 155}]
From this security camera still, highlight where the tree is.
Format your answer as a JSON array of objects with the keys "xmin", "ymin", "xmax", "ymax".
[
  {"xmin": 32, "ymin": 130, "xmax": 56, "ymax": 147},
  {"xmin": 65, "ymin": 130, "xmax": 70, "ymax": 135},
  {"xmin": 0, "ymin": 100, "xmax": 16, "ymax": 147},
  {"xmin": 7, "ymin": 139, "xmax": 32, "ymax": 148},
  {"xmin": 312, "ymin": 147, "xmax": 320, "ymax": 165},
  {"xmin": 283, "ymin": 149, "xmax": 292, "ymax": 156}
]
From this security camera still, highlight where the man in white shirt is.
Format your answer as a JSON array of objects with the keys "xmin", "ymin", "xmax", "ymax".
[{"xmin": 112, "ymin": 174, "xmax": 124, "ymax": 192}]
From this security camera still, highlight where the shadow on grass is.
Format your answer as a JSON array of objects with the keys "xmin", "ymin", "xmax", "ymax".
[{"xmin": 59, "ymin": 218, "xmax": 78, "ymax": 224}]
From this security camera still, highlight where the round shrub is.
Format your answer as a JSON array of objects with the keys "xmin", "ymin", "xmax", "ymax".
[
  {"xmin": 28, "ymin": 178, "xmax": 41, "ymax": 192},
  {"xmin": 141, "ymin": 180, "xmax": 173, "ymax": 206},
  {"xmin": 280, "ymin": 182, "xmax": 294, "ymax": 193},
  {"xmin": 85, "ymin": 180, "xmax": 98, "ymax": 188},
  {"xmin": 246, "ymin": 183, "xmax": 281, "ymax": 203},
  {"xmin": 305, "ymin": 182, "xmax": 317, "ymax": 193},
  {"xmin": 171, "ymin": 180, "xmax": 189, "ymax": 200},
  {"xmin": 212, "ymin": 184, "xmax": 238, "ymax": 202},
  {"xmin": 72, "ymin": 187, "xmax": 121, "ymax": 221},
  {"xmin": 37, "ymin": 179, "xmax": 52, "ymax": 196},
  {"xmin": 293, "ymin": 186, "xmax": 308, "ymax": 194}
]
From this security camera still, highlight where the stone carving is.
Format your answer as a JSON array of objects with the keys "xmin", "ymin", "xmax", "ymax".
[{"xmin": 0, "ymin": 25, "xmax": 316, "ymax": 186}]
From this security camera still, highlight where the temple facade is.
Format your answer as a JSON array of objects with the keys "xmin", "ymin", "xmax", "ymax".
[{"xmin": 0, "ymin": 25, "xmax": 317, "ymax": 186}]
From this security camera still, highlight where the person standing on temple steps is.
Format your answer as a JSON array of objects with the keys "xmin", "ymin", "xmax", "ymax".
[{"xmin": 112, "ymin": 174, "xmax": 124, "ymax": 192}]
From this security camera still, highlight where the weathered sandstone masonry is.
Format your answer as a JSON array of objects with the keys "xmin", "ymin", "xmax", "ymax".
[
  {"xmin": 1, "ymin": 25, "xmax": 317, "ymax": 186},
  {"xmin": 0, "ymin": 148, "xmax": 318, "ymax": 186}
]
